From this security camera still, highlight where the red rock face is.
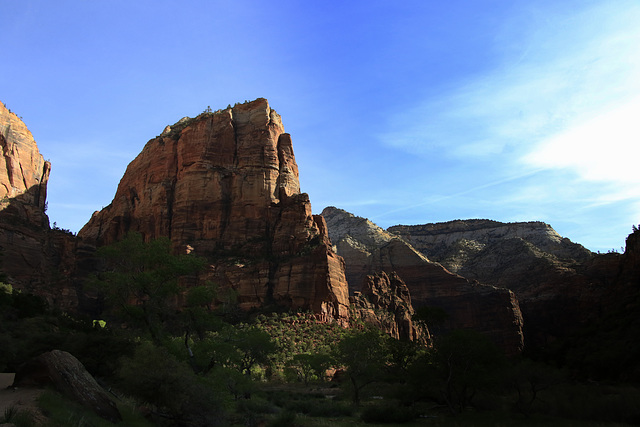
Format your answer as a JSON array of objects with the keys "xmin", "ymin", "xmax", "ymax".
[
  {"xmin": 78, "ymin": 99, "xmax": 350, "ymax": 322},
  {"xmin": 0, "ymin": 101, "xmax": 50, "ymax": 205},
  {"xmin": 0, "ymin": 101, "xmax": 78, "ymax": 310},
  {"xmin": 0, "ymin": 100, "xmax": 50, "ymax": 224}
]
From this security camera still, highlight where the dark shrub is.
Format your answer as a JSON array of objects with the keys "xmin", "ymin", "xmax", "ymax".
[{"xmin": 360, "ymin": 403, "xmax": 416, "ymax": 424}]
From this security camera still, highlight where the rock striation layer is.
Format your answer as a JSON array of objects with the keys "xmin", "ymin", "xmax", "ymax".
[
  {"xmin": 79, "ymin": 99, "xmax": 349, "ymax": 322},
  {"xmin": 0, "ymin": 101, "xmax": 78, "ymax": 309},
  {"xmin": 322, "ymin": 207, "xmax": 524, "ymax": 355}
]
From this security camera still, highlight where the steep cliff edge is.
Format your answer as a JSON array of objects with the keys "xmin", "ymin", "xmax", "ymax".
[
  {"xmin": 0, "ymin": 100, "xmax": 50, "ymax": 223},
  {"xmin": 0, "ymin": 100, "xmax": 78, "ymax": 309},
  {"xmin": 322, "ymin": 207, "xmax": 523, "ymax": 355},
  {"xmin": 78, "ymin": 99, "xmax": 349, "ymax": 322}
]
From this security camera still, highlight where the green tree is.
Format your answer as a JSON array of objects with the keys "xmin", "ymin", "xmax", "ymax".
[
  {"xmin": 334, "ymin": 327, "xmax": 390, "ymax": 405},
  {"xmin": 91, "ymin": 232, "xmax": 207, "ymax": 345},
  {"xmin": 432, "ymin": 329, "xmax": 505, "ymax": 414},
  {"xmin": 507, "ymin": 358, "xmax": 565, "ymax": 416},
  {"xmin": 287, "ymin": 352, "xmax": 333, "ymax": 385},
  {"xmin": 118, "ymin": 341, "xmax": 225, "ymax": 425},
  {"xmin": 232, "ymin": 326, "xmax": 276, "ymax": 377}
]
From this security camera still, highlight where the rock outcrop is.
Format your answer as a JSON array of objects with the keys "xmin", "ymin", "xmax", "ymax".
[
  {"xmin": 350, "ymin": 271, "xmax": 429, "ymax": 343},
  {"xmin": 79, "ymin": 99, "xmax": 350, "ymax": 322},
  {"xmin": 387, "ymin": 220, "xmax": 609, "ymax": 350},
  {"xmin": 322, "ymin": 207, "xmax": 524, "ymax": 355},
  {"xmin": 0, "ymin": 101, "xmax": 78, "ymax": 310},
  {"xmin": 13, "ymin": 350, "xmax": 121, "ymax": 422}
]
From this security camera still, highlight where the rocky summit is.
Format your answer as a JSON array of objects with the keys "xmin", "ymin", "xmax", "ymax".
[
  {"xmin": 78, "ymin": 99, "xmax": 350, "ymax": 322},
  {"xmin": 322, "ymin": 206, "xmax": 524, "ymax": 355}
]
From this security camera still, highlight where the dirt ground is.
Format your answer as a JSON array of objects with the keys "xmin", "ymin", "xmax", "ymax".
[{"xmin": 0, "ymin": 373, "xmax": 46, "ymax": 423}]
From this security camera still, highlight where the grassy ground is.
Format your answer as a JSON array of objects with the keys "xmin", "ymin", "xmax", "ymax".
[
  {"xmin": 230, "ymin": 382, "xmax": 638, "ymax": 427},
  {"xmin": 7, "ymin": 378, "xmax": 637, "ymax": 426}
]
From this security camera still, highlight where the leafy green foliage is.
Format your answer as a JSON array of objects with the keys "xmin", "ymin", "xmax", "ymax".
[
  {"xmin": 431, "ymin": 329, "xmax": 506, "ymax": 413},
  {"xmin": 286, "ymin": 353, "xmax": 333, "ymax": 384},
  {"xmin": 0, "ymin": 286, "xmax": 132, "ymax": 376},
  {"xmin": 253, "ymin": 312, "xmax": 346, "ymax": 377},
  {"xmin": 91, "ymin": 232, "xmax": 207, "ymax": 343},
  {"xmin": 403, "ymin": 329, "xmax": 506, "ymax": 414},
  {"xmin": 38, "ymin": 389, "xmax": 154, "ymax": 427},
  {"xmin": 506, "ymin": 358, "xmax": 565, "ymax": 416},
  {"xmin": 334, "ymin": 327, "xmax": 391, "ymax": 404},
  {"xmin": 231, "ymin": 325, "xmax": 277, "ymax": 376},
  {"xmin": 117, "ymin": 341, "xmax": 225, "ymax": 425},
  {"xmin": 360, "ymin": 402, "xmax": 416, "ymax": 424}
]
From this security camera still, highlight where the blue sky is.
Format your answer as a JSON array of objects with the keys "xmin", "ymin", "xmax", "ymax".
[{"xmin": 2, "ymin": 1, "xmax": 639, "ymax": 253}]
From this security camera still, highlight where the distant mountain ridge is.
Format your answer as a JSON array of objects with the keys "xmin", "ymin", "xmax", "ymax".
[
  {"xmin": 388, "ymin": 219, "xmax": 593, "ymax": 275},
  {"xmin": 322, "ymin": 206, "xmax": 524, "ymax": 355},
  {"xmin": 379, "ymin": 214, "xmax": 627, "ymax": 353}
]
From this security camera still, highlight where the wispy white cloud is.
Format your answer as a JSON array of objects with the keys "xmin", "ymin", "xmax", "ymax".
[
  {"xmin": 383, "ymin": 2, "xmax": 640, "ymax": 166},
  {"xmin": 523, "ymin": 95, "xmax": 640, "ymax": 186},
  {"xmin": 376, "ymin": 1, "xmax": 640, "ymax": 250}
]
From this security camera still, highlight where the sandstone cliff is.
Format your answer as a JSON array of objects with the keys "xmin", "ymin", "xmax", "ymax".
[
  {"xmin": 0, "ymin": 100, "xmax": 50, "ymax": 224},
  {"xmin": 79, "ymin": 99, "xmax": 349, "ymax": 322},
  {"xmin": 0, "ymin": 101, "xmax": 78, "ymax": 310},
  {"xmin": 322, "ymin": 207, "xmax": 524, "ymax": 355}
]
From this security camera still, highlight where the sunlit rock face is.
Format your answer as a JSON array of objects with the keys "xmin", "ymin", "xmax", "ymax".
[
  {"xmin": 0, "ymin": 100, "xmax": 78, "ymax": 310},
  {"xmin": 79, "ymin": 99, "xmax": 350, "ymax": 322},
  {"xmin": 322, "ymin": 206, "xmax": 524, "ymax": 355},
  {"xmin": 0, "ymin": 100, "xmax": 50, "ymax": 219}
]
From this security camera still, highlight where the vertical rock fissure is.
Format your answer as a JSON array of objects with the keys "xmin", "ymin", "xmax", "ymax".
[
  {"xmin": 264, "ymin": 207, "xmax": 283, "ymax": 306},
  {"xmin": 218, "ymin": 114, "xmax": 238, "ymax": 246},
  {"xmin": 1, "ymin": 138, "xmax": 15, "ymax": 190},
  {"xmin": 18, "ymin": 160, "xmax": 28, "ymax": 193},
  {"xmin": 165, "ymin": 136, "xmax": 180, "ymax": 240},
  {"xmin": 275, "ymin": 135, "xmax": 285, "ymax": 198}
]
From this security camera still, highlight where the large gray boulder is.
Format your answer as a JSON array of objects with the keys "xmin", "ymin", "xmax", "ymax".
[{"xmin": 13, "ymin": 350, "xmax": 121, "ymax": 422}]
